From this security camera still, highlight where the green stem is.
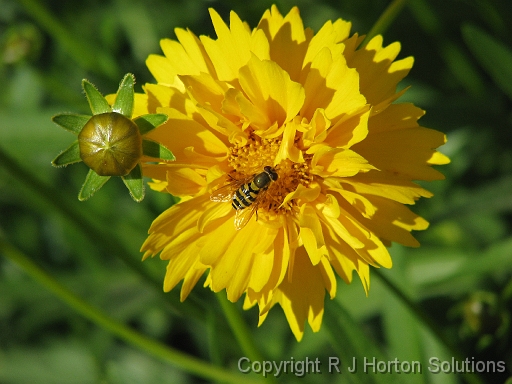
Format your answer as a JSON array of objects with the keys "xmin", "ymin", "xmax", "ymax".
[
  {"xmin": 217, "ymin": 294, "xmax": 264, "ymax": 363},
  {"xmin": 361, "ymin": 0, "xmax": 408, "ymax": 47},
  {"xmin": 0, "ymin": 147, "xmax": 260, "ymax": 362},
  {"xmin": 0, "ymin": 146, "xmax": 203, "ymax": 319},
  {"xmin": 0, "ymin": 239, "xmax": 262, "ymax": 384},
  {"xmin": 374, "ymin": 270, "xmax": 484, "ymax": 384},
  {"xmin": 17, "ymin": 0, "xmax": 118, "ymax": 78}
]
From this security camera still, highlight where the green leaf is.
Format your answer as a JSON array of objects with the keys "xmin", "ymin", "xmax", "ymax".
[
  {"xmin": 52, "ymin": 114, "xmax": 90, "ymax": 135},
  {"xmin": 82, "ymin": 79, "xmax": 111, "ymax": 115},
  {"xmin": 122, "ymin": 164, "xmax": 144, "ymax": 202},
  {"xmin": 324, "ymin": 300, "xmax": 389, "ymax": 383},
  {"xmin": 79, "ymin": 169, "xmax": 111, "ymax": 201},
  {"xmin": 112, "ymin": 73, "xmax": 135, "ymax": 118},
  {"xmin": 134, "ymin": 114, "xmax": 168, "ymax": 135},
  {"xmin": 439, "ymin": 41, "xmax": 485, "ymax": 96},
  {"xmin": 361, "ymin": 0, "xmax": 408, "ymax": 48},
  {"xmin": 382, "ymin": 294, "xmax": 426, "ymax": 384},
  {"xmin": 462, "ymin": 24, "xmax": 512, "ymax": 101},
  {"xmin": 51, "ymin": 141, "xmax": 81, "ymax": 167},
  {"xmin": 142, "ymin": 139, "xmax": 175, "ymax": 161}
]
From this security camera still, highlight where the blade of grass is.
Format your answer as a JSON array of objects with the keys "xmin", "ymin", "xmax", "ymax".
[
  {"xmin": 0, "ymin": 145, "xmax": 265, "ymax": 364},
  {"xmin": 324, "ymin": 299, "xmax": 388, "ymax": 383},
  {"xmin": 361, "ymin": 0, "xmax": 408, "ymax": 47},
  {"xmin": 217, "ymin": 295, "xmax": 266, "ymax": 365},
  {"xmin": 462, "ymin": 23, "xmax": 512, "ymax": 102},
  {"xmin": 0, "ymin": 238, "xmax": 262, "ymax": 384},
  {"xmin": 0, "ymin": 145, "xmax": 201, "ymax": 319},
  {"xmin": 18, "ymin": 0, "xmax": 118, "ymax": 78},
  {"xmin": 374, "ymin": 269, "xmax": 484, "ymax": 384}
]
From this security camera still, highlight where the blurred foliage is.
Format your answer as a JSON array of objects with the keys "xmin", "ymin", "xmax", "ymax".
[{"xmin": 1, "ymin": 0, "xmax": 512, "ymax": 383}]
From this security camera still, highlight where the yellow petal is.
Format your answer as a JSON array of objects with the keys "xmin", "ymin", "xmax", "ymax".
[
  {"xmin": 347, "ymin": 35, "xmax": 414, "ymax": 105},
  {"xmin": 197, "ymin": 217, "xmax": 237, "ymax": 265},
  {"xmin": 299, "ymin": 205, "xmax": 326, "ymax": 265},
  {"xmin": 328, "ymin": 186, "xmax": 376, "ymax": 218},
  {"xmin": 428, "ymin": 150, "xmax": 451, "ymax": 165},
  {"xmin": 333, "ymin": 195, "xmax": 393, "ymax": 268},
  {"xmin": 238, "ymin": 55, "xmax": 305, "ymax": 133},
  {"xmin": 274, "ymin": 117, "xmax": 305, "ymax": 164},
  {"xmin": 146, "ymin": 54, "xmax": 179, "ymax": 88},
  {"xmin": 317, "ymin": 195, "xmax": 366, "ymax": 250},
  {"xmin": 195, "ymin": 100, "xmax": 249, "ymax": 145},
  {"xmin": 196, "ymin": 199, "xmax": 233, "ymax": 233},
  {"xmin": 301, "ymin": 108, "xmax": 330, "ymax": 148},
  {"xmin": 163, "ymin": 247, "xmax": 195, "ymax": 292},
  {"xmin": 352, "ymin": 127, "xmax": 448, "ymax": 180},
  {"xmin": 324, "ymin": 229, "xmax": 359, "ymax": 283},
  {"xmin": 200, "ymin": 9, "xmax": 270, "ymax": 82},
  {"xmin": 302, "ymin": 18, "xmax": 351, "ymax": 71},
  {"xmin": 339, "ymin": 171, "xmax": 433, "ymax": 204},
  {"xmin": 180, "ymin": 262, "xmax": 208, "ymax": 301},
  {"xmin": 227, "ymin": 87, "xmax": 271, "ymax": 132},
  {"xmin": 309, "ymin": 145, "xmax": 375, "ymax": 177},
  {"xmin": 302, "ymin": 48, "xmax": 367, "ymax": 125},
  {"xmin": 165, "ymin": 166, "xmax": 207, "ymax": 196},
  {"xmin": 272, "ymin": 248, "xmax": 328, "ymax": 341},
  {"xmin": 281, "ymin": 183, "xmax": 321, "ymax": 207},
  {"xmin": 356, "ymin": 232, "xmax": 393, "ymax": 268},
  {"xmin": 356, "ymin": 260, "xmax": 370, "ymax": 295},
  {"xmin": 247, "ymin": 227, "xmax": 280, "ymax": 292},
  {"xmin": 175, "ymin": 28, "xmax": 215, "ymax": 75},
  {"xmin": 257, "ymin": 6, "xmax": 309, "ymax": 82},
  {"xmin": 319, "ymin": 257, "xmax": 337, "ymax": 299},
  {"xmin": 131, "ymin": 93, "xmax": 149, "ymax": 118},
  {"xmin": 150, "ymin": 106, "xmax": 229, "ymax": 161},
  {"xmin": 180, "ymin": 73, "xmax": 229, "ymax": 112},
  {"xmin": 207, "ymin": 219, "xmax": 269, "ymax": 301},
  {"xmin": 143, "ymin": 83, "xmax": 196, "ymax": 116},
  {"xmin": 324, "ymin": 227, "xmax": 372, "ymax": 292},
  {"xmin": 160, "ymin": 38, "xmax": 203, "ymax": 76},
  {"xmin": 141, "ymin": 195, "xmax": 212, "ymax": 259},
  {"xmin": 359, "ymin": 195, "xmax": 429, "ymax": 247},
  {"xmin": 369, "ymin": 102, "xmax": 424, "ymax": 134},
  {"xmin": 325, "ymin": 107, "xmax": 370, "ymax": 149},
  {"xmin": 258, "ymin": 5, "xmax": 306, "ymax": 43}
]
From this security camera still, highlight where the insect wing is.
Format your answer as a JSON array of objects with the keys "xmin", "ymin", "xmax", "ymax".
[
  {"xmin": 210, "ymin": 177, "xmax": 247, "ymax": 202},
  {"xmin": 233, "ymin": 187, "xmax": 269, "ymax": 230},
  {"xmin": 233, "ymin": 201, "xmax": 259, "ymax": 230}
]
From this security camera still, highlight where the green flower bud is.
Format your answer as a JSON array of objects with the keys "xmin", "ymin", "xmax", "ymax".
[{"xmin": 79, "ymin": 112, "xmax": 142, "ymax": 176}]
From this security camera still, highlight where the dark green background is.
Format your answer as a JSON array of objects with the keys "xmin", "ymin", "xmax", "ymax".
[{"xmin": 1, "ymin": 0, "xmax": 511, "ymax": 383}]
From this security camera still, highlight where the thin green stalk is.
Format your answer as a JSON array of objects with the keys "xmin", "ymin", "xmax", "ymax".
[
  {"xmin": 217, "ymin": 294, "xmax": 264, "ymax": 363},
  {"xmin": 0, "ymin": 239, "xmax": 262, "ymax": 384},
  {"xmin": 0, "ymin": 146, "xmax": 259, "ymax": 364},
  {"xmin": 361, "ymin": 0, "xmax": 408, "ymax": 47},
  {"xmin": 17, "ymin": 0, "xmax": 118, "ymax": 78},
  {"xmin": 373, "ymin": 269, "xmax": 484, "ymax": 384},
  {"xmin": 0, "ymin": 146, "xmax": 203, "ymax": 319}
]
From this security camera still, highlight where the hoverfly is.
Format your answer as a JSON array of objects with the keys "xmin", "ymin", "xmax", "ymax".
[{"xmin": 210, "ymin": 166, "xmax": 278, "ymax": 230}]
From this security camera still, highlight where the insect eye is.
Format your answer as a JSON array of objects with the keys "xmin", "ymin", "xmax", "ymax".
[{"xmin": 78, "ymin": 112, "xmax": 142, "ymax": 176}]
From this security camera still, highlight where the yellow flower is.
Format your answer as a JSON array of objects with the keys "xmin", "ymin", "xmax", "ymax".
[{"xmin": 139, "ymin": 6, "xmax": 449, "ymax": 340}]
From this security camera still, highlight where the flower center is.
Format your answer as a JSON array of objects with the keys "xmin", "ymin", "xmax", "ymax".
[{"xmin": 227, "ymin": 135, "xmax": 313, "ymax": 217}]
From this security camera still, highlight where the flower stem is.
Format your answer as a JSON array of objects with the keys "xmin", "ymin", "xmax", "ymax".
[
  {"xmin": 0, "ymin": 238, "xmax": 262, "ymax": 384},
  {"xmin": 0, "ymin": 146, "xmax": 203, "ymax": 319},
  {"xmin": 361, "ymin": 0, "xmax": 408, "ymax": 47},
  {"xmin": 0, "ymin": 147, "xmax": 262, "ymax": 372},
  {"xmin": 217, "ymin": 294, "xmax": 265, "ymax": 364},
  {"xmin": 18, "ymin": 0, "xmax": 118, "ymax": 77},
  {"xmin": 374, "ymin": 269, "xmax": 484, "ymax": 384}
]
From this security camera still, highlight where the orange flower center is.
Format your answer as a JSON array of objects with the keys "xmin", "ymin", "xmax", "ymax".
[{"xmin": 227, "ymin": 135, "xmax": 313, "ymax": 217}]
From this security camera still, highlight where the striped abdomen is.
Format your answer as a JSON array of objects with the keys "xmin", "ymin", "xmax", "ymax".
[
  {"xmin": 232, "ymin": 181, "xmax": 260, "ymax": 210},
  {"xmin": 231, "ymin": 166, "xmax": 278, "ymax": 211}
]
